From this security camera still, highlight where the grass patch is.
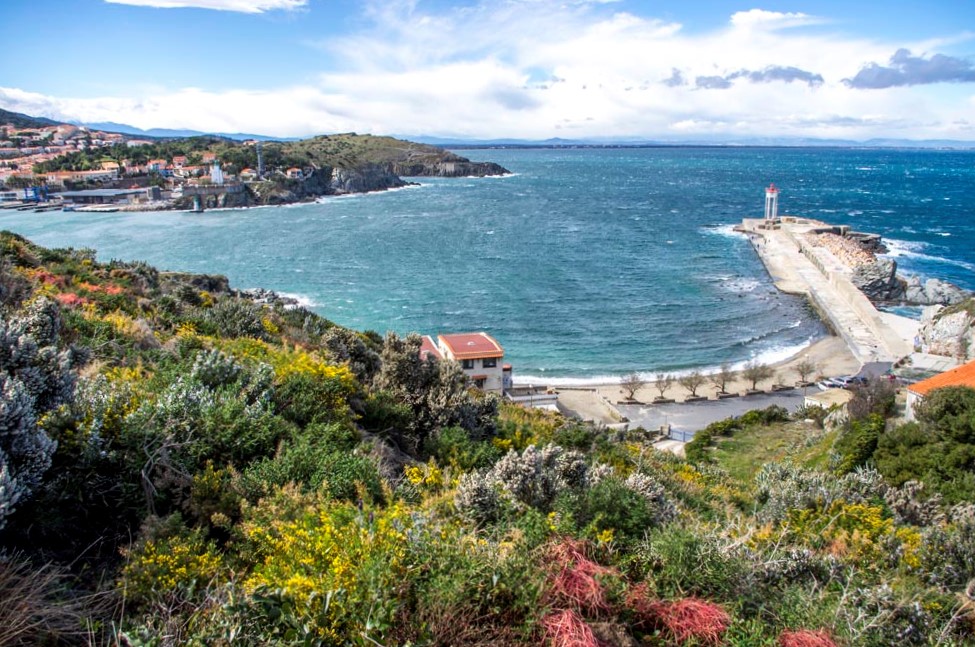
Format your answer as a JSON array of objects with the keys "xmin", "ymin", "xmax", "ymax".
[{"xmin": 710, "ymin": 421, "xmax": 831, "ymax": 483}]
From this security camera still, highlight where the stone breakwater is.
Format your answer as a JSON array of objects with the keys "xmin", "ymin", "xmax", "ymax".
[
  {"xmin": 739, "ymin": 217, "xmax": 912, "ymax": 364},
  {"xmin": 810, "ymin": 232, "xmax": 875, "ymax": 268}
]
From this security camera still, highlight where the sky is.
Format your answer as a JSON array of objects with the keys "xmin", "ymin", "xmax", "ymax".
[{"xmin": 1, "ymin": 0, "xmax": 974, "ymax": 141}]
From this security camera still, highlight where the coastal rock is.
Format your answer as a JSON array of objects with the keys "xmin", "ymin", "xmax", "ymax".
[
  {"xmin": 916, "ymin": 300, "xmax": 975, "ymax": 360},
  {"xmin": 388, "ymin": 158, "xmax": 509, "ymax": 178},
  {"xmin": 903, "ymin": 276, "xmax": 971, "ymax": 306},
  {"xmin": 328, "ymin": 165, "xmax": 407, "ymax": 194},
  {"xmin": 851, "ymin": 258, "xmax": 904, "ymax": 301},
  {"xmin": 160, "ymin": 272, "xmax": 231, "ymax": 295}
]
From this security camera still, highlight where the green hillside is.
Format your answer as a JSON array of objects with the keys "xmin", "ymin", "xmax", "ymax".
[
  {"xmin": 1, "ymin": 231, "xmax": 974, "ymax": 646},
  {"xmin": 0, "ymin": 107, "xmax": 62, "ymax": 129}
]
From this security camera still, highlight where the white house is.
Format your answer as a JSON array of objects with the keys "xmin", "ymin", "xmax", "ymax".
[{"xmin": 436, "ymin": 332, "xmax": 505, "ymax": 394}]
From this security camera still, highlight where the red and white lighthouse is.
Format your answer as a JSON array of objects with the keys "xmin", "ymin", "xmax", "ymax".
[{"xmin": 764, "ymin": 183, "xmax": 779, "ymax": 221}]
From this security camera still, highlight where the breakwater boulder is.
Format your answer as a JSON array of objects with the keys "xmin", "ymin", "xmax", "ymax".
[{"xmin": 852, "ymin": 258, "xmax": 905, "ymax": 301}]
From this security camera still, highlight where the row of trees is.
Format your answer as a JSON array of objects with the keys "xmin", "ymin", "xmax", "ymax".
[{"xmin": 620, "ymin": 357, "xmax": 819, "ymax": 400}]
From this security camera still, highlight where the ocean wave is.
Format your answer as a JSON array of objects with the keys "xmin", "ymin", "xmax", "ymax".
[
  {"xmin": 700, "ymin": 223, "xmax": 746, "ymax": 240},
  {"xmin": 703, "ymin": 275, "xmax": 761, "ymax": 292},
  {"xmin": 883, "ymin": 239, "xmax": 975, "ymax": 272},
  {"xmin": 275, "ymin": 291, "xmax": 319, "ymax": 309}
]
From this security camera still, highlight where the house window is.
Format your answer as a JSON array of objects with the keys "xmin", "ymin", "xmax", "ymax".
[
  {"xmin": 474, "ymin": 378, "xmax": 486, "ymax": 389},
  {"xmin": 482, "ymin": 358, "xmax": 497, "ymax": 368},
  {"xmin": 462, "ymin": 359, "xmax": 475, "ymax": 369}
]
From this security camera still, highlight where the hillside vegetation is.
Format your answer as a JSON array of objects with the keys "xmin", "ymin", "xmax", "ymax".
[
  {"xmin": 1, "ymin": 231, "xmax": 974, "ymax": 646},
  {"xmin": 33, "ymin": 133, "xmax": 508, "ymax": 179}
]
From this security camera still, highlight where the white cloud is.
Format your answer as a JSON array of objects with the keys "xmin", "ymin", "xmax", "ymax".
[
  {"xmin": 103, "ymin": 0, "xmax": 305, "ymax": 13},
  {"xmin": 729, "ymin": 9, "xmax": 820, "ymax": 29},
  {"xmin": 5, "ymin": 2, "xmax": 974, "ymax": 141}
]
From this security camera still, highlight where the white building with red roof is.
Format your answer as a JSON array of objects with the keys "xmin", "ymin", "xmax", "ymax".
[
  {"xmin": 437, "ymin": 332, "xmax": 506, "ymax": 393},
  {"xmin": 906, "ymin": 358, "xmax": 975, "ymax": 421}
]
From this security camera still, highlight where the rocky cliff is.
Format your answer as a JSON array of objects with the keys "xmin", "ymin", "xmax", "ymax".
[
  {"xmin": 916, "ymin": 299, "xmax": 975, "ymax": 361},
  {"xmin": 247, "ymin": 165, "xmax": 408, "ymax": 205}
]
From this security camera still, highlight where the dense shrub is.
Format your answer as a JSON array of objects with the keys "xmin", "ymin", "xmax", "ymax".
[
  {"xmin": 0, "ymin": 297, "xmax": 81, "ymax": 529},
  {"xmin": 832, "ymin": 414, "xmax": 884, "ymax": 473},
  {"xmin": 242, "ymin": 430, "xmax": 382, "ymax": 504},
  {"xmin": 424, "ymin": 425, "xmax": 502, "ymax": 470},
  {"xmin": 874, "ymin": 387, "xmax": 975, "ymax": 503},
  {"xmin": 202, "ymin": 298, "xmax": 269, "ymax": 339}
]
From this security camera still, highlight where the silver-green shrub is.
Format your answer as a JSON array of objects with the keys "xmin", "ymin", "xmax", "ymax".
[
  {"xmin": 455, "ymin": 443, "xmax": 588, "ymax": 517},
  {"xmin": 624, "ymin": 472, "xmax": 678, "ymax": 525},
  {"xmin": 755, "ymin": 463, "xmax": 887, "ymax": 523},
  {"xmin": 0, "ymin": 298, "xmax": 79, "ymax": 529}
]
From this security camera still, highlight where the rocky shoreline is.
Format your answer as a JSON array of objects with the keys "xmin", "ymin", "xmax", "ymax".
[{"xmin": 171, "ymin": 157, "xmax": 509, "ymax": 211}]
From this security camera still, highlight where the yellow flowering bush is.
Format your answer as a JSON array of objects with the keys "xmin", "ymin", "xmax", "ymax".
[
  {"xmin": 121, "ymin": 532, "xmax": 223, "ymax": 604},
  {"xmin": 243, "ymin": 500, "xmax": 414, "ymax": 641},
  {"xmin": 404, "ymin": 459, "xmax": 445, "ymax": 493}
]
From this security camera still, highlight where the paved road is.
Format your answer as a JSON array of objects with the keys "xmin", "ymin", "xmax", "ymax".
[{"xmin": 619, "ymin": 391, "xmax": 809, "ymax": 437}]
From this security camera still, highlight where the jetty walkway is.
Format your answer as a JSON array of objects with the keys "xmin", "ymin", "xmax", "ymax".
[{"xmin": 739, "ymin": 217, "xmax": 912, "ymax": 365}]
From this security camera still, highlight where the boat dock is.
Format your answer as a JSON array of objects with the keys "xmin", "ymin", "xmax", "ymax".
[{"xmin": 739, "ymin": 217, "xmax": 913, "ymax": 365}]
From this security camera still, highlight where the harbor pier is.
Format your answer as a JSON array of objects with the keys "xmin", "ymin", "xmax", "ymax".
[{"xmin": 739, "ymin": 217, "xmax": 913, "ymax": 365}]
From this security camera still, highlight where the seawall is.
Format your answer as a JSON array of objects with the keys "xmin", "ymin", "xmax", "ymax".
[{"xmin": 739, "ymin": 217, "xmax": 913, "ymax": 366}]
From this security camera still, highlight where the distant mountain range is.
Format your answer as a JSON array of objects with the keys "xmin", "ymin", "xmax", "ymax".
[
  {"xmin": 79, "ymin": 121, "xmax": 296, "ymax": 142},
  {"xmin": 3, "ymin": 106, "xmax": 974, "ymax": 149},
  {"xmin": 407, "ymin": 134, "xmax": 975, "ymax": 150}
]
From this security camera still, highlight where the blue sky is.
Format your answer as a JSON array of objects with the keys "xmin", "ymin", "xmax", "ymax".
[{"xmin": 1, "ymin": 0, "xmax": 974, "ymax": 140}]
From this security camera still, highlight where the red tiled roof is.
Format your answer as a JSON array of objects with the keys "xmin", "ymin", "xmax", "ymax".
[
  {"xmin": 419, "ymin": 335, "xmax": 442, "ymax": 361},
  {"xmin": 909, "ymin": 358, "xmax": 975, "ymax": 397},
  {"xmin": 438, "ymin": 332, "xmax": 503, "ymax": 360}
]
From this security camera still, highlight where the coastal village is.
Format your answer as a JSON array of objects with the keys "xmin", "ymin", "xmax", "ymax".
[
  {"xmin": 0, "ymin": 120, "xmax": 275, "ymax": 211},
  {"xmin": 0, "ymin": 115, "xmax": 507, "ymax": 212}
]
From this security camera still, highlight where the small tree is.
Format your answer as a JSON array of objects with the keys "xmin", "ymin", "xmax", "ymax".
[
  {"xmin": 794, "ymin": 358, "xmax": 817, "ymax": 385},
  {"xmin": 742, "ymin": 360, "xmax": 774, "ymax": 391},
  {"xmin": 848, "ymin": 378, "xmax": 897, "ymax": 422},
  {"xmin": 654, "ymin": 373, "xmax": 674, "ymax": 400},
  {"xmin": 620, "ymin": 372, "xmax": 646, "ymax": 400},
  {"xmin": 678, "ymin": 370, "xmax": 706, "ymax": 398},
  {"xmin": 710, "ymin": 363, "xmax": 734, "ymax": 394}
]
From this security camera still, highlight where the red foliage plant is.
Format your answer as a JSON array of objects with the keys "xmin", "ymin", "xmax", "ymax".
[
  {"xmin": 778, "ymin": 629, "xmax": 838, "ymax": 647},
  {"xmin": 546, "ymin": 539, "xmax": 614, "ymax": 615},
  {"xmin": 541, "ymin": 609, "xmax": 600, "ymax": 647},
  {"xmin": 647, "ymin": 597, "xmax": 730, "ymax": 645},
  {"xmin": 54, "ymin": 292, "xmax": 88, "ymax": 308}
]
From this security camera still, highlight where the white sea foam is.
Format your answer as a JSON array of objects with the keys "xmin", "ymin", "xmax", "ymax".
[
  {"xmin": 701, "ymin": 223, "xmax": 747, "ymax": 240},
  {"xmin": 720, "ymin": 277, "xmax": 762, "ymax": 293},
  {"xmin": 882, "ymin": 238, "xmax": 975, "ymax": 272},
  {"xmin": 275, "ymin": 291, "xmax": 319, "ymax": 309}
]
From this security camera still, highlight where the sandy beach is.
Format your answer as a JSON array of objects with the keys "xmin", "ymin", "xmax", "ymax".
[{"xmin": 556, "ymin": 335, "xmax": 861, "ymax": 424}]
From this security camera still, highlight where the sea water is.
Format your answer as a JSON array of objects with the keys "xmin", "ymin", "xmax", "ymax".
[{"xmin": 2, "ymin": 147, "xmax": 973, "ymax": 383}]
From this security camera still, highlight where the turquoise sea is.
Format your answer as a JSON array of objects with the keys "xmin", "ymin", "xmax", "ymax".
[{"xmin": 2, "ymin": 147, "xmax": 974, "ymax": 383}]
